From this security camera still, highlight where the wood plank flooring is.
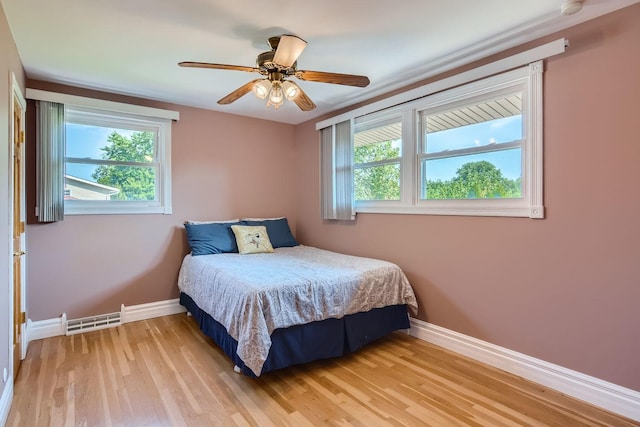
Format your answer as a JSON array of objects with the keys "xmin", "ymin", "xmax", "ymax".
[{"xmin": 7, "ymin": 314, "xmax": 638, "ymax": 426}]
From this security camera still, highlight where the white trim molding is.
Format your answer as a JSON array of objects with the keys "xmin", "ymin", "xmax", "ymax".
[
  {"xmin": 25, "ymin": 88, "xmax": 179, "ymax": 121},
  {"xmin": 0, "ymin": 379, "xmax": 13, "ymax": 427},
  {"xmin": 409, "ymin": 317, "xmax": 640, "ymax": 422},
  {"xmin": 120, "ymin": 298, "xmax": 187, "ymax": 324},
  {"xmin": 26, "ymin": 314, "xmax": 67, "ymax": 342},
  {"xmin": 25, "ymin": 298, "xmax": 187, "ymax": 343}
]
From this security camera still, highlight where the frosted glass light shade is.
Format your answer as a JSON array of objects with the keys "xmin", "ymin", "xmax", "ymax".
[
  {"xmin": 267, "ymin": 81, "xmax": 284, "ymax": 109},
  {"xmin": 252, "ymin": 80, "xmax": 271, "ymax": 99},
  {"xmin": 282, "ymin": 81, "xmax": 299, "ymax": 100}
]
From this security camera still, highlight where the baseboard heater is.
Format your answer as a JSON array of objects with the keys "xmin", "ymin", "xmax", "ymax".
[{"xmin": 66, "ymin": 311, "xmax": 122, "ymax": 335}]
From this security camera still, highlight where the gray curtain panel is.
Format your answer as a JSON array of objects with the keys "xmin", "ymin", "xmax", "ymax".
[
  {"xmin": 320, "ymin": 120, "xmax": 354, "ymax": 221},
  {"xmin": 36, "ymin": 100, "xmax": 65, "ymax": 222}
]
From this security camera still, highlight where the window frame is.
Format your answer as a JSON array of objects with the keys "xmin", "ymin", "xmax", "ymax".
[
  {"xmin": 353, "ymin": 111, "xmax": 404, "ymax": 203},
  {"xmin": 63, "ymin": 105, "xmax": 173, "ymax": 215},
  {"xmin": 26, "ymin": 89, "xmax": 178, "ymax": 216},
  {"xmin": 353, "ymin": 62, "xmax": 544, "ymax": 218}
]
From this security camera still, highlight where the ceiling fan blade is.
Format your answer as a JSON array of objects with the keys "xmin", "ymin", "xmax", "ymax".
[
  {"xmin": 273, "ymin": 35, "xmax": 307, "ymax": 68},
  {"xmin": 217, "ymin": 79, "xmax": 263, "ymax": 105},
  {"xmin": 295, "ymin": 70, "xmax": 370, "ymax": 87},
  {"xmin": 287, "ymin": 82, "xmax": 316, "ymax": 111},
  {"xmin": 179, "ymin": 61, "xmax": 259, "ymax": 73}
]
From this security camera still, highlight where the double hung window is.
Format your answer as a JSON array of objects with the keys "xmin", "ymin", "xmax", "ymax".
[
  {"xmin": 64, "ymin": 105, "xmax": 173, "ymax": 214},
  {"xmin": 326, "ymin": 62, "xmax": 543, "ymax": 218}
]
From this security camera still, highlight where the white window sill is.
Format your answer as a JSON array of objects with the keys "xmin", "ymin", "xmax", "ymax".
[
  {"xmin": 355, "ymin": 202, "xmax": 544, "ymax": 218},
  {"xmin": 64, "ymin": 203, "xmax": 172, "ymax": 215}
]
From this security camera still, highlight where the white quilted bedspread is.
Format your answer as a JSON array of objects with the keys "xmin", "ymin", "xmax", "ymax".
[{"xmin": 177, "ymin": 245, "xmax": 418, "ymax": 376}]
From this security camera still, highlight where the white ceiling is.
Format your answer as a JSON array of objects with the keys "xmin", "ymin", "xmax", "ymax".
[{"xmin": 2, "ymin": 0, "xmax": 638, "ymax": 124}]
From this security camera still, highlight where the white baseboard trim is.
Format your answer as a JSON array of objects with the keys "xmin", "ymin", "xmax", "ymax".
[
  {"xmin": 120, "ymin": 298, "xmax": 187, "ymax": 324},
  {"xmin": 26, "ymin": 298, "xmax": 186, "ymax": 343},
  {"xmin": 26, "ymin": 314, "xmax": 67, "ymax": 342},
  {"xmin": 0, "ymin": 380, "xmax": 13, "ymax": 427},
  {"xmin": 409, "ymin": 317, "xmax": 640, "ymax": 422}
]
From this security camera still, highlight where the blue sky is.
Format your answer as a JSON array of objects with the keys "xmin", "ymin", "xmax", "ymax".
[
  {"xmin": 65, "ymin": 123, "xmax": 135, "ymax": 180},
  {"xmin": 424, "ymin": 115, "xmax": 522, "ymax": 181}
]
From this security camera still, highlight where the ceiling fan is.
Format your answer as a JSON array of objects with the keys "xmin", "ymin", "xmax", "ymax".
[{"xmin": 178, "ymin": 35, "xmax": 370, "ymax": 111}]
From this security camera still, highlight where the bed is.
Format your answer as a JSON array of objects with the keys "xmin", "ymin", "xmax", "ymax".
[{"xmin": 178, "ymin": 218, "xmax": 418, "ymax": 377}]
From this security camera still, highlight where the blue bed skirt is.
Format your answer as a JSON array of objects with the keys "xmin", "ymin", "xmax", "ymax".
[{"xmin": 179, "ymin": 292, "xmax": 410, "ymax": 376}]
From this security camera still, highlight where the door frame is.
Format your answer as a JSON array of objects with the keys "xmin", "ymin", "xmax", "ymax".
[{"xmin": 9, "ymin": 72, "xmax": 27, "ymax": 371}]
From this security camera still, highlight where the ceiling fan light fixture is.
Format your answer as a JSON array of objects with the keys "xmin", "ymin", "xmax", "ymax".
[
  {"xmin": 282, "ymin": 81, "xmax": 299, "ymax": 100},
  {"xmin": 252, "ymin": 79, "xmax": 271, "ymax": 99},
  {"xmin": 267, "ymin": 81, "xmax": 284, "ymax": 109}
]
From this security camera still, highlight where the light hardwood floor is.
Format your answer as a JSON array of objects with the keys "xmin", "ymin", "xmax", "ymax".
[{"xmin": 7, "ymin": 314, "xmax": 638, "ymax": 426}]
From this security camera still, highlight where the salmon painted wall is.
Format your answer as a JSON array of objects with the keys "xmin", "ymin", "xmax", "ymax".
[
  {"xmin": 1, "ymin": 0, "xmax": 25, "ymax": 405},
  {"xmin": 24, "ymin": 82, "xmax": 297, "ymax": 321},
  {"xmin": 293, "ymin": 6, "xmax": 640, "ymax": 391}
]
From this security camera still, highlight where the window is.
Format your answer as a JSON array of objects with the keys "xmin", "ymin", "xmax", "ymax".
[
  {"xmin": 27, "ymin": 89, "xmax": 178, "ymax": 216},
  {"xmin": 323, "ymin": 61, "xmax": 544, "ymax": 218},
  {"xmin": 64, "ymin": 105, "xmax": 173, "ymax": 215}
]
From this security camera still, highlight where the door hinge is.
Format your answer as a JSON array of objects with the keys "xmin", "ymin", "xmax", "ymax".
[
  {"xmin": 20, "ymin": 131, "xmax": 25, "ymax": 144},
  {"xmin": 20, "ymin": 312, "xmax": 26, "ymax": 324}
]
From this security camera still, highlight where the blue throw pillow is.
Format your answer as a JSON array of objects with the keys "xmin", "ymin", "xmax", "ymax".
[
  {"xmin": 241, "ymin": 218, "xmax": 299, "ymax": 248},
  {"xmin": 184, "ymin": 222, "xmax": 240, "ymax": 255}
]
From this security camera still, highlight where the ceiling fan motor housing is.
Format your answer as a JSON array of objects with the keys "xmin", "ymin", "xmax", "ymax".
[
  {"xmin": 257, "ymin": 50, "xmax": 297, "ymax": 74},
  {"xmin": 257, "ymin": 51, "xmax": 277, "ymax": 71}
]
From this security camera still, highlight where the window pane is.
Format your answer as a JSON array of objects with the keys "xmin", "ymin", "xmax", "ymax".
[
  {"xmin": 354, "ymin": 117, "xmax": 402, "ymax": 201},
  {"xmin": 423, "ymin": 93, "xmax": 522, "ymax": 153},
  {"xmin": 355, "ymin": 163, "xmax": 400, "ymax": 201},
  {"xmin": 65, "ymin": 163, "xmax": 157, "ymax": 201},
  {"xmin": 65, "ymin": 122, "xmax": 158, "ymax": 201},
  {"xmin": 354, "ymin": 120, "xmax": 402, "ymax": 163},
  {"xmin": 422, "ymin": 149, "xmax": 522, "ymax": 199},
  {"xmin": 66, "ymin": 123, "xmax": 156, "ymax": 162}
]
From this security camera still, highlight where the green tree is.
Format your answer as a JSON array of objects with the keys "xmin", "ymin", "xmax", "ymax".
[
  {"xmin": 354, "ymin": 141, "xmax": 400, "ymax": 200},
  {"xmin": 92, "ymin": 131, "xmax": 156, "ymax": 200},
  {"xmin": 425, "ymin": 160, "xmax": 521, "ymax": 199}
]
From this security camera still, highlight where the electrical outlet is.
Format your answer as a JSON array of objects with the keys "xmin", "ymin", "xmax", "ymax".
[{"xmin": 2, "ymin": 367, "xmax": 7, "ymax": 383}]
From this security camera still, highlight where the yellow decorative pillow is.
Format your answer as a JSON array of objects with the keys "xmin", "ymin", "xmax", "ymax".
[{"xmin": 230, "ymin": 225, "xmax": 274, "ymax": 254}]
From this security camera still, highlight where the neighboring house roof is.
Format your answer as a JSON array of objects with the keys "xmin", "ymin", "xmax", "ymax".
[{"xmin": 64, "ymin": 175, "xmax": 119, "ymax": 200}]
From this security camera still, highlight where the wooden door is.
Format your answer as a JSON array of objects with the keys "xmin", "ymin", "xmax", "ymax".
[{"xmin": 12, "ymin": 81, "xmax": 26, "ymax": 380}]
